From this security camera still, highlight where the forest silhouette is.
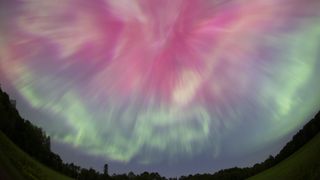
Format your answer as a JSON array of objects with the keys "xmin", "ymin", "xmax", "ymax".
[{"xmin": 0, "ymin": 84, "xmax": 320, "ymax": 180}]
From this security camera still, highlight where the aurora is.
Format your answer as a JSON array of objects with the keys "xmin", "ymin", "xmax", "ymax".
[{"xmin": 0, "ymin": 0, "xmax": 320, "ymax": 176}]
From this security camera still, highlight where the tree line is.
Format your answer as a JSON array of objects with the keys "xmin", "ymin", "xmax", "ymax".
[
  {"xmin": 179, "ymin": 110, "xmax": 320, "ymax": 180},
  {"xmin": 0, "ymin": 86, "xmax": 168, "ymax": 180},
  {"xmin": 0, "ymin": 85, "xmax": 320, "ymax": 180}
]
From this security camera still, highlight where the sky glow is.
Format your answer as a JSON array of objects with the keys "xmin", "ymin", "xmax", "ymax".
[{"xmin": 1, "ymin": 0, "xmax": 320, "ymax": 176}]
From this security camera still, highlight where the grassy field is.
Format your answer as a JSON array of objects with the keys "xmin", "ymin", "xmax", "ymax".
[
  {"xmin": 0, "ymin": 132, "xmax": 72, "ymax": 180},
  {"xmin": 249, "ymin": 133, "xmax": 320, "ymax": 180},
  {"xmin": 1, "ymin": 128, "xmax": 319, "ymax": 180}
]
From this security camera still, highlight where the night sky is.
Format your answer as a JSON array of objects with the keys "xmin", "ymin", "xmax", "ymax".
[{"xmin": 1, "ymin": 0, "xmax": 320, "ymax": 177}]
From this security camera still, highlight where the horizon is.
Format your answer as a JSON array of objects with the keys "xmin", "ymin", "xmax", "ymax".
[
  {"xmin": 1, "ymin": 0, "xmax": 320, "ymax": 177},
  {"xmin": 0, "ymin": 85, "xmax": 319, "ymax": 178}
]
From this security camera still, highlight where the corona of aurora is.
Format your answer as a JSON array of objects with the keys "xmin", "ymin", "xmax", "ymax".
[{"xmin": 1, "ymin": 0, "xmax": 320, "ymax": 164}]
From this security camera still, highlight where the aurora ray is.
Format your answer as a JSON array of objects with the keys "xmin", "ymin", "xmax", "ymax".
[{"xmin": 1, "ymin": 0, "xmax": 320, "ymax": 175}]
